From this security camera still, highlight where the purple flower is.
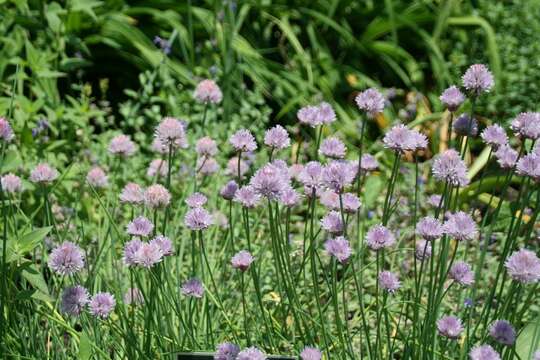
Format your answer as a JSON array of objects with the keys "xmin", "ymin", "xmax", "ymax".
[
  {"xmin": 427, "ymin": 194, "xmax": 443, "ymax": 208},
  {"xmin": 109, "ymin": 134, "xmax": 136, "ymax": 157},
  {"xmin": 89, "ymin": 292, "xmax": 116, "ymax": 319},
  {"xmin": 48, "ymin": 241, "xmax": 85, "ymax": 276},
  {"xmin": 279, "ymin": 187, "xmax": 301, "ymax": 207},
  {"xmin": 288, "ymin": 164, "xmax": 304, "ymax": 181},
  {"xmin": 30, "ymin": 163, "xmax": 59, "ymax": 184},
  {"xmin": 449, "ymin": 261, "xmax": 474, "ymax": 286},
  {"xmin": 383, "ymin": 124, "xmax": 427, "ymax": 152},
  {"xmin": 227, "ymin": 157, "xmax": 250, "ymax": 178},
  {"xmin": 231, "ymin": 250, "xmax": 254, "ymax": 271},
  {"xmin": 317, "ymin": 102, "xmax": 336, "ymax": 124},
  {"xmin": 432, "ymin": 149, "xmax": 469, "ymax": 186},
  {"xmin": 181, "ymin": 278, "xmax": 204, "ymax": 298},
  {"xmin": 184, "ymin": 207, "xmax": 213, "ymax": 230},
  {"xmin": 469, "ymin": 345, "xmax": 501, "ymax": 360},
  {"xmin": 144, "ymin": 184, "xmax": 171, "ymax": 209},
  {"xmin": 453, "ymin": 114, "xmax": 478, "ymax": 137},
  {"xmin": 119, "ymin": 183, "xmax": 144, "ymax": 205},
  {"xmin": 0, "ymin": 117, "xmax": 14, "ymax": 142},
  {"xmin": 153, "ymin": 36, "xmax": 171, "ymax": 54},
  {"xmin": 297, "ymin": 105, "xmax": 320, "ymax": 127},
  {"xmin": 1, "ymin": 173, "xmax": 22, "ymax": 193},
  {"xmin": 516, "ymin": 153, "xmax": 540, "ymax": 182},
  {"xmin": 298, "ymin": 161, "xmax": 323, "ymax": 193},
  {"xmin": 194, "ymin": 79, "xmax": 222, "ymax": 104},
  {"xmin": 150, "ymin": 235, "xmax": 173, "ymax": 256},
  {"xmin": 415, "ymin": 240, "xmax": 432, "ymax": 261},
  {"xmin": 186, "ymin": 192, "xmax": 208, "ymax": 208},
  {"xmin": 155, "ymin": 117, "xmax": 187, "ymax": 149},
  {"xmin": 355, "ymin": 88, "xmax": 385, "ymax": 116},
  {"xmin": 234, "ymin": 186, "xmax": 261, "ymax": 208},
  {"xmin": 237, "ymin": 347, "xmax": 266, "ymax": 360},
  {"xmin": 214, "ymin": 342, "xmax": 240, "ymax": 360},
  {"xmin": 481, "ymin": 125, "xmax": 508, "ymax": 148},
  {"xmin": 416, "ymin": 216, "xmax": 444, "ymax": 241},
  {"xmin": 126, "ymin": 216, "xmax": 154, "ymax": 237},
  {"xmin": 196, "ymin": 136, "xmax": 218, "ymax": 157},
  {"xmin": 123, "ymin": 239, "xmax": 142, "ymax": 266},
  {"xmin": 230, "ymin": 129, "xmax": 257, "ymax": 152},
  {"xmin": 534, "ymin": 351, "xmax": 540, "ymax": 360},
  {"xmin": 366, "ymin": 224, "xmax": 396, "ymax": 250},
  {"xmin": 510, "ymin": 112, "xmax": 540, "ymax": 140},
  {"xmin": 250, "ymin": 162, "xmax": 290, "ymax": 200},
  {"xmin": 86, "ymin": 167, "xmax": 108, "ymax": 188},
  {"xmin": 134, "ymin": 241, "xmax": 163, "ymax": 268},
  {"xmin": 220, "ymin": 180, "xmax": 239, "ymax": 200},
  {"xmin": 444, "ymin": 211, "xmax": 477, "ymax": 241},
  {"xmin": 494, "ymin": 145, "xmax": 518, "ymax": 169},
  {"xmin": 319, "ymin": 189, "xmax": 339, "ymax": 209},
  {"xmin": 197, "ymin": 157, "xmax": 220, "ymax": 175},
  {"xmin": 341, "ymin": 193, "xmax": 361, "ymax": 213},
  {"xmin": 324, "ymin": 236, "xmax": 352, "ymax": 263},
  {"xmin": 360, "ymin": 154, "xmax": 379, "ymax": 172},
  {"xmin": 462, "ymin": 64, "xmax": 494, "ymax": 95},
  {"xmin": 297, "ymin": 102, "xmax": 336, "ymax": 127},
  {"xmin": 300, "ymin": 347, "xmax": 322, "ymax": 360},
  {"xmin": 320, "ymin": 211, "xmax": 344, "ymax": 234},
  {"xmin": 505, "ymin": 248, "xmax": 540, "ymax": 284},
  {"xmin": 489, "ymin": 320, "xmax": 516, "ymax": 345},
  {"xmin": 378, "ymin": 271, "xmax": 401, "ymax": 293},
  {"xmin": 440, "ymin": 86, "xmax": 465, "ymax": 111},
  {"xmin": 124, "ymin": 287, "xmax": 144, "ymax": 306},
  {"xmin": 322, "ymin": 160, "xmax": 356, "ymax": 193},
  {"xmin": 319, "ymin": 137, "xmax": 346, "ymax": 159},
  {"xmin": 60, "ymin": 285, "xmax": 89, "ymax": 316},
  {"xmin": 437, "ymin": 315, "xmax": 463, "ymax": 339},
  {"xmin": 264, "ymin": 125, "xmax": 290, "ymax": 150},
  {"xmin": 147, "ymin": 159, "xmax": 168, "ymax": 178}
]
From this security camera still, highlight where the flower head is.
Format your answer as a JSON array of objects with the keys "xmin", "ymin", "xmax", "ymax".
[
  {"xmin": 366, "ymin": 224, "xmax": 396, "ymax": 250},
  {"xmin": 264, "ymin": 125, "xmax": 290, "ymax": 150},
  {"xmin": 440, "ymin": 86, "xmax": 465, "ymax": 111},
  {"xmin": 297, "ymin": 102, "xmax": 336, "ymax": 126},
  {"xmin": 123, "ymin": 239, "xmax": 142, "ymax": 267},
  {"xmin": 186, "ymin": 192, "xmax": 208, "ymax": 208},
  {"xmin": 462, "ymin": 64, "xmax": 494, "ymax": 95},
  {"xmin": 300, "ymin": 347, "xmax": 322, "ymax": 360},
  {"xmin": 196, "ymin": 136, "xmax": 218, "ymax": 157},
  {"xmin": 317, "ymin": 102, "xmax": 336, "ymax": 124},
  {"xmin": 150, "ymin": 235, "xmax": 173, "ymax": 256},
  {"xmin": 60, "ymin": 286, "xmax": 89, "ymax": 316},
  {"xmin": 194, "ymin": 79, "xmax": 222, "ymax": 104},
  {"xmin": 444, "ymin": 211, "xmax": 477, "ymax": 241},
  {"xmin": 322, "ymin": 160, "xmax": 356, "ymax": 193},
  {"xmin": 383, "ymin": 124, "xmax": 427, "ymax": 152},
  {"xmin": 155, "ymin": 117, "xmax": 187, "ymax": 148},
  {"xmin": 250, "ymin": 162, "xmax": 290, "ymax": 200},
  {"xmin": 120, "ymin": 183, "xmax": 144, "ymax": 205},
  {"xmin": 237, "ymin": 347, "xmax": 266, "ymax": 360},
  {"xmin": 126, "ymin": 216, "xmax": 154, "ymax": 237},
  {"xmin": 227, "ymin": 157, "xmax": 250, "ymax": 179},
  {"xmin": 342, "ymin": 193, "xmax": 361, "ymax": 213},
  {"xmin": 432, "ymin": 149, "xmax": 469, "ymax": 186},
  {"xmin": 214, "ymin": 342, "xmax": 240, "ymax": 360},
  {"xmin": 109, "ymin": 135, "xmax": 136, "ymax": 157},
  {"xmin": 279, "ymin": 187, "xmax": 301, "ymax": 207},
  {"xmin": 220, "ymin": 180, "xmax": 239, "ymax": 200},
  {"xmin": 481, "ymin": 125, "xmax": 508, "ymax": 148},
  {"xmin": 324, "ymin": 236, "xmax": 352, "ymax": 263},
  {"xmin": 378, "ymin": 271, "xmax": 401, "ymax": 293},
  {"xmin": 360, "ymin": 154, "xmax": 379, "ymax": 172},
  {"xmin": 427, "ymin": 194, "xmax": 443, "ymax": 207},
  {"xmin": 489, "ymin": 320, "xmax": 516, "ymax": 346},
  {"xmin": 416, "ymin": 216, "xmax": 444, "ymax": 241},
  {"xmin": 510, "ymin": 112, "xmax": 540, "ymax": 140},
  {"xmin": 453, "ymin": 114, "xmax": 478, "ymax": 137},
  {"xmin": 30, "ymin": 163, "xmax": 59, "ymax": 184},
  {"xmin": 144, "ymin": 184, "xmax": 171, "ymax": 209},
  {"xmin": 516, "ymin": 153, "xmax": 540, "ymax": 182},
  {"xmin": 320, "ymin": 211, "xmax": 344, "ymax": 234},
  {"xmin": 184, "ymin": 207, "xmax": 213, "ymax": 230},
  {"xmin": 319, "ymin": 137, "xmax": 346, "ymax": 159},
  {"xmin": 234, "ymin": 186, "xmax": 261, "ymax": 208},
  {"xmin": 134, "ymin": 242, "xmax": 163, "ymax": 268},
  {"xmin": 147, "ymin": 159, "xmax": 168, "ymax": 178},
  {"xmin": 0, "ymin": 117, "xmax": 14, "ymax": 142},
  {"xmin": 437, "ymin": 315, "xmax": 463, "ymax": 339},
  {"xmin": 231, "ymin": 250, "xmax": 254, "ymax": 271},
  {"xmin": 89, "ymin": 292, "xmax": 115, "ymax": 319},
  {"xmin": 197, "ymin": 157, "xmax": 220, "ymax": 175},
  {"xmin": 355, "ymin": 88, "xmax": 385, "ymax": 116},
  {"xmin": 505, "ymin": 248, "xmax": 540, "ymax": 284},
  {"xmin": 415, "ymin": 240, "xmax": 432, "ymax": 261},
  {"xmin": 86, "ymin": 167, "xmax": 108, "ymax": 188},
  {"xmin": 48, "ymin": 241, "xmax": 85, "ymax": 276},
  {"xmin": 230, "ymin": 129, "xmax": 257, "ymax": 152},
  {"xmin": 449, "ymin": 261, "xmax": 474, "ymax": 286},
  {"xmin": 494, "ymin": 145, "xmax": 518, "ymax": 169},
  {"xmin": 181, "ymin": 278, "xmax": 204, "ymax": 298},
  {"xmin": 298, "ymin": 161, "xmax": 323, "ymax": 193},
  {"xmin": 1, "ymin": 173, "xmax": 22, "ymax": 193},
  {"xmin": 469, "ymin": 345, "xmax": 501, "ymax": 360}
]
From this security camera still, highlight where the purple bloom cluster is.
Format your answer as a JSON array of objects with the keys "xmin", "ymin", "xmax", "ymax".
[
  {"xmin": 469, "ymin": 344, "xmax": 500, "ymax": 360},
  {"xmin": 89, "ymin": 292, "xmax": 116, "ymax": 318},
  {"xmin": 444, "ymin": 211, "xmax": 477, "ymax": 241},
  {"xmin": 505, "ymin": 248, "xmax": 540, "ymax": 284},
  {"xmin": 481, "ymin": 125, "xmax": 508, "ymax": 149},
  {"xmin": 366, "ymin": 224, "xmax": 396, "ymax": 250},
  {"xmin": 230, "ymin": 129, "xmax": 257, "ymax": 152},
  {"xmin": 432, "ymin": 149, "xmax": 469, "ymax": 186},
  {"xmin": 510, "ymin": 112, "xmax": 540, "ymax": 140},
  {"xmin": 194, "ymin": 79, "xmax": 223, "ymax": 104},
  {"xmin": 378, "ymin": 271, "xmax": 400, "ymax": 293},
  {"xmin": 355, "ymin": 88, "xmax": 385, "ymax": 116},
  {"xmin": 383, "ymin": 124, "xmax": 428, "ymax": 153},
  {"xmin": 437, "ymin": 315, "xmax": 463, "ymax": 339},
  {"xmin": 324, "ymin": 236, "xmax": 352, "ymax": 263},
  {"xmin": 0, "ymin": 117, "xmax": 14, "ymax": 142},
  {"xmin": 231, "ymin": 250, "xmax": 254, "ymax": 271},
  {"xmin": 48, "ymin": 241, "xmax": 85, "ymax": 276},
  {"xmin": 297, "ymin": 102, "xmax": 336, "ymax": 127},
  {"xmin": 462, "ymin": 64, "xmax": 494, "ymax": 95},
  {"xmin": 264, "ymin": 125, "xmax": 290, "ymax": 150},
  {"xmin": 109, "ymin": 134, "xmax": 136, "ymax": 157},
  {"xmin": 181, "ymin": 278, "xmax": 204, "ymax": 298},
  {"xmin": 440, "ymin": 86, "xmax": 465, "ymax": 112}
]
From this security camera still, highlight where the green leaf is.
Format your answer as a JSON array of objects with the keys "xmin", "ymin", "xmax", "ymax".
[
  {"xmin": 6, "ymin": 227, "xmax": 52, "ymax": 263},
  {"xmin": 21, "ymin": 263, "xmax": 50, "ymax": 295},
  {"xmin": 79, "ymin": 331, "xmax": 92, "ymax": 360},
  {"xmin": 516, "ymin": 317, "xmax": 540, "ymax": 359}
]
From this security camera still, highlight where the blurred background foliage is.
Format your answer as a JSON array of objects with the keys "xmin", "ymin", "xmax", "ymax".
[{"xmin": 0, "ymin": 0, "xmax": 538, "ymax": 147}]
